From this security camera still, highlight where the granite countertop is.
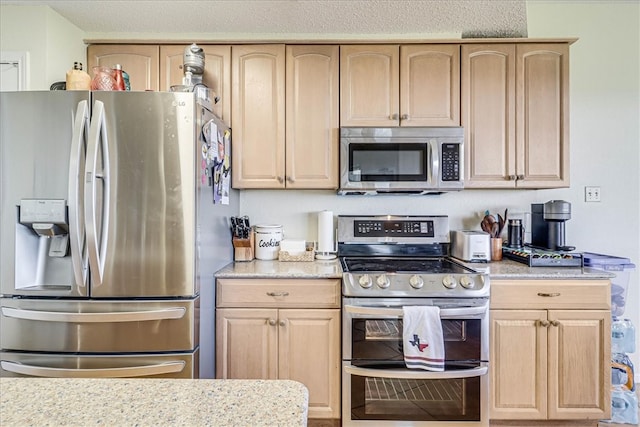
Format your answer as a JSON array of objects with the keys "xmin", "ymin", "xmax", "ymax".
[
  {"xmin": 215, "ymin": 258, "xmax": 343, "ymax": 278},
  {"xmin": 0, "ymin": 378, "xmax": 308, "ymax": 427},
  {"xmin": 215, "ymin": 258, "xmax": 614, "ymax": 280},
  {"xmin": 460, "ymin": 258, "xmax": 615, "ymax": 280}
]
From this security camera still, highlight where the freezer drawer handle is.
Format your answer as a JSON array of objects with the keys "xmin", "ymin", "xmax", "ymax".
[
  {"xmin": 1, "ymin": 307, "xmax": 186, "ymax": 323},
  {"xmin": 344, "ymin": 364, "xmax": 488, "ymax": 380},
  {"xmin": 0, "ymin": 360, "xmax": 186, "ymax": 378}
]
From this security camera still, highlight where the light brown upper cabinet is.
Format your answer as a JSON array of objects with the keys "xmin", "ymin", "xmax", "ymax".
[
  {"xmin": 340, "ymin": 44, "xmax": 460, "ymax": 127},
  {"xmin": 231, "ymin": 44, "xmax": 286, "ymax": 189},
  {"xmin": 232, "ymin": 45, "xmax": 339, "ymax": 189},
  {"xmin": 285, "ymin": 45, "xmax": 339, "ymax": 189},
  {"xmin": 462, "ymin": 43, "xmax": 569, "ymax": 188},
  {"xmin": 87, "ymin": 45, "xmax": 160, "ymax": 91},
  {"xmin": 159, "ymin": 45, "xmax": 231, "ymax": 123}
]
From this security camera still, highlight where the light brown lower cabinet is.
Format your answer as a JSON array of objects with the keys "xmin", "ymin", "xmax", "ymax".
[
  {"xmin": 215, "ymin": 279, "xmax": 341, "ymax": 420},
  {"xmin": 490, "ymin": 280, "xmax": 611, "ymax": 422}
]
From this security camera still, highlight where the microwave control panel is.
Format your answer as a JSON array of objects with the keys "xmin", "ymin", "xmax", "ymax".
[{"xmin": 441, "ymin": 143, "xmax": 460, "ymax": 181}]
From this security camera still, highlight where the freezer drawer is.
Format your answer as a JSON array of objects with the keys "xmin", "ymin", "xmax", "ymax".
[
  {"xmin": 0, "ymin": 349, "xmax": 199, "ymax": 378},
  {"xmin": 0, "ymin": 297, "xmax": 199, "ymax": 353}
]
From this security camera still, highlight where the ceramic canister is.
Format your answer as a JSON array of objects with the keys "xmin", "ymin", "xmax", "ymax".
[{"xmin": 254, "ymin": 224, "xmax": 283, "ymax": 260}]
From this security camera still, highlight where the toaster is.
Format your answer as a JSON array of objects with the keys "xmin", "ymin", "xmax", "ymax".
[{"xmin": 450, "ymin": 230, "xmax": 491, "ymax": 262}]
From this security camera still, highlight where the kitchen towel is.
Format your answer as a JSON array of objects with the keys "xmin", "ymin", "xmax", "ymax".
[{"xmin": 402, "ymin": 305, "xmax": 445, "ymax": 371}]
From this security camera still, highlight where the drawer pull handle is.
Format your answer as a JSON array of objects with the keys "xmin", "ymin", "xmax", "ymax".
[
  {"xmin": 537, "ymin": 292, "xmax": 560, "ymax": 297},
  {"xmin": 539, "ymin": 320, "xmax": 550, "ymax": 327},
  {"xmin": 266, "ymin": 291, "xmax": 289, "ymax": 297}
]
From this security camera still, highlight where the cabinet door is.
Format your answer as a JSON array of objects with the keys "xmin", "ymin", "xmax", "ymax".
[
  {"xmin": 87, "ymin": 45, "xmax": 159, "ymax": 91},
  {"xmin": 547, "ymin": 310, "xmax": 610, "ymax": 419},
  {"xmin": 340, "ymin": 45, "xmax": 399, "ymax": 126},
  {"xmin": 285, "ymin": 45, "xmax": 339, "ymax": 189},
  {"xmin": 400, "ymin": 45, "xmax": 460, "ymax": 126},
  {"xmin": 516, "ymin": 44, "xmax": 570, "ymax": 188},
  {"xmin": 490, "ymin": 309, "xmax": 547, "ymax": 420},
  {"xmin": 461, "ymin": 44, "xmax": 516, "ymax": 188},
  {"xmin": 215, "ymin": 308, "xmax": 278, "ymax": 380},
  {"xmin": 159, "ymin": 45, "xmax": 231, "ymax": 123},
  {"xmin": 231, "ymin": 45, "xmax": 285, "ymax": 188},
  {"xmin": 278, "ymin": 309, "xmax": 341, "ymax": 419}
]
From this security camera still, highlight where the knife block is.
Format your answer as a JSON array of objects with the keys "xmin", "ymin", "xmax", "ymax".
[{"xmin": 233, "ymin": 230, "xmax": 254, "ymax": 262}]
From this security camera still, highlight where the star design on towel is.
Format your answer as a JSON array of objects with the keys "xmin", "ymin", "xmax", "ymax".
[{"xmin": 409, "ymin": 334, "xmax": 429, "ymax": 352}]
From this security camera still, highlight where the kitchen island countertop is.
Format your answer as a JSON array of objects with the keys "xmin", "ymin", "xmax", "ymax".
[
  {"xmin": 215, "ymin": 258, "xmax": 614, "ymax": 280},
  {"xmin": 0, "ymin": 378, "xmax": 308, "ymax": 427}
]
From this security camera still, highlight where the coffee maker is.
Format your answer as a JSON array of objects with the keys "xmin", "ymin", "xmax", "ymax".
[{"xmin": 531, "ymin": 200, "xmax": 575, "ymax": 251}]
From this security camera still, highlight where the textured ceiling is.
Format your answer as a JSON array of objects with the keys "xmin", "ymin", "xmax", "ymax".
[{"xmin": 1, "ymin": 0, "xmax": 528, "ymax": 38}]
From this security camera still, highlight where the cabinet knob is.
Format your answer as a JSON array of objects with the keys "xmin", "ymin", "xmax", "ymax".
[
  {"xmin": 539, "ymin": 320, "xmax": 550, "ymax": 327},
  {"xmin": 277, "ymin": 176, "xmax": 284, "ymax": 184},
  {"xmin": 268, "ymin": 319, "xmax": 277, "ymax": 326},
  {"xmin": 390, "ymin": 113, "xmax": 399, "ymax": 120},
  {"xmin": 517, "ymin": 174, "xmax": 525, "ymax": 180},
  {"xmin": 286, "ymin": 176, "xmax": 295, "ymax": 183},
  {"xmin": 537, "ymin": 292, "xmax": 560, "ymax": 297},
  {"xmin": 508, "ymin": 175, "xmax": 517, "ymax": 181},
  {"xmin": 550, "ymin": 320, "xmax": 560, "ymax": 327},
  {"xmin": 279, "ymin": 320, "xmax": 286, "ymax": 327},
  {"xmin": 401, "ymin": 114, "xmax": 409, "ymax": 121}
]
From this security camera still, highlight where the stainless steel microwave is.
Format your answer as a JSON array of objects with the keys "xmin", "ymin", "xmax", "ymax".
[{"xmin": 338, "ymin": 127, "xmax": 464, "ymax": 195}]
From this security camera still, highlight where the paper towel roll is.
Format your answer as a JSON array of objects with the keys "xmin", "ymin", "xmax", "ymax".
[{"xmin": 317, "ymin": 210, "xmax": 335, "ymax": 254}]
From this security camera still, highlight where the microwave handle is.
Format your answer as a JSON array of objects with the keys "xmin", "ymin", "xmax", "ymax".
[
  {"xmin": 344, "ymin": 364, "xmax": 488, "ymax": 380},
  {"xmin": 343, "ymin": 304, "xmax": 488, "ymax": 319},
  {"xmin": 429, "ymin": 139, "xmax": 439, "ymax": 185}
]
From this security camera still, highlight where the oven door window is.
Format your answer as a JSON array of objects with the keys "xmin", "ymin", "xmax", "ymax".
[
  {"xmin": 347, "ymin": 363, "xmax": 482, "ymax": 422},
  {"xmin": 349, "ymin": 143, "xmax": 428, "ymax": 182},
  {"xmin": 351, "ymin": 318, "xmax": 481, "ymax": 362}
]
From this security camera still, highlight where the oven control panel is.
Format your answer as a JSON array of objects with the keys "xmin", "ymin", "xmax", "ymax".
[
  {"xmin": 354, "ymin": 219, "xmax": 434, "ymax": 238},
  {"xmin": 338, "ymin": 215, "xmax": 450, "ymax": 244}
]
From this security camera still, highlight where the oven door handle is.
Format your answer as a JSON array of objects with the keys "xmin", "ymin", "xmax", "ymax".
[
  {"xmin": 344, "ymin": 364, "xmax": 488, "ymax": 380},
  {"xmin": 344, "ymin": 304, "xmax": 487, "ymax": 318}
]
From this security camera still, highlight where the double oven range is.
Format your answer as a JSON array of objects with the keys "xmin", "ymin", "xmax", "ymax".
[{"xmin": 338, "ymin": 215, "xmax": 490, "ymax": 426}]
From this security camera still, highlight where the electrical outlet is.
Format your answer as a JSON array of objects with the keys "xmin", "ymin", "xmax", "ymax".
[{"xmin": 585, "ymin": 186, "xmax": 601, "ymax": 202}]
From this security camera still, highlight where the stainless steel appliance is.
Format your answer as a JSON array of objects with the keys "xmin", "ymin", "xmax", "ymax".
[
  {"xmin": 338, "ymin": 215, "xmax": 490, "ymax": 426},
  {"xmin": 0, "ymin": 90, "xmax": 237, "ymax": 378},
  {"xmin": 339, "ymin": 127, "xmax": 464, "ymax": 195},
  {"xmin": 530, "ymin": 200, "xmax": 575, "ymax": 251},
  {"xmin": 450, "ymin": 230, "xmax": 490, "ymax": 262}
]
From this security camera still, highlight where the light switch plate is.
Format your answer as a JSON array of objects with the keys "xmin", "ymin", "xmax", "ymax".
[{"xmin": 585, "ymin": 186, "xmax": 601, "ymax": 202}]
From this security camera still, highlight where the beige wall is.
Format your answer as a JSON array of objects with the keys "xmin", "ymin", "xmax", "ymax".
[{"xmin": 0, "ymin": 5, "xmax": 85, "ymax": 89}]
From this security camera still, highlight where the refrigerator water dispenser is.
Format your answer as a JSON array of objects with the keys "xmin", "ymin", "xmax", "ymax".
[{"xmin": 15, "ymin": 199, "xmax": 72, "ymax": 289}]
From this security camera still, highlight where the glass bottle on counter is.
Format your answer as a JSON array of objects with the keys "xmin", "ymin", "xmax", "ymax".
[{"xmin": 113, "ymin": 64, "xmax": 126, "ymax": 91}]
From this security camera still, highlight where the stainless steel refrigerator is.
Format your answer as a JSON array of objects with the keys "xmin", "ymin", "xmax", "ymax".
[{"xmin": 0, "ymin": 90, "xmax": 237, "ymax": 378}]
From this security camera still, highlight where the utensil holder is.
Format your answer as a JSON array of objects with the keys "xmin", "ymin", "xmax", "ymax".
[
  {"xmin": 233, "ymin": 231, "xmax": 254, "ymax": 262},
  {"xmin": 490, "ymin": 237, "xmax": 503, "ymax": 261}
]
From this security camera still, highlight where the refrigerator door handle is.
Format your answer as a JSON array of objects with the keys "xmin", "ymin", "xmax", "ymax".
[
  {"xmin": 0, "ymin": 360, "xmax": 186, "ymax": 378},
  {"xmin": 69, "ymin": 100, "xmax": 89, "ymax": 289},
  {"xmin": 85, "ymin": 100, "xmax": 111, "ymax": 288},
  {"xmin": 1, "ymin": 306, "xmax": 186, "ymax": 323}
]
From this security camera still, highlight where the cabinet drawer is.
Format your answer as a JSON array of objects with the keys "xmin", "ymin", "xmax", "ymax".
[
  {"xmin": 216, "ymin": 279, "xmax": 340, "ymax": 308},
  {"xmin": 490, "ymin": 280, "xmax": 610, "ymax": 310}
]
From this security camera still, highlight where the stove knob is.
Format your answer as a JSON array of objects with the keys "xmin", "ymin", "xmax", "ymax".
[
  {"xmin": 442, "ymin": 275, "xmax": 457, "ymax": 289},
  {"xmin": 376, "ymin": 274, "xmax": 391, "ymax": 289},
  {"xmin": 358, "ymin": 274, "xmax": 373, "ymax": 289},
  {"xmin": 409, "ymin": 275, "xmax": 424, "ymax": 289},
  {"xmin": 460, "ymin": 276, "xmax": 475, "ymax": 289}
]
